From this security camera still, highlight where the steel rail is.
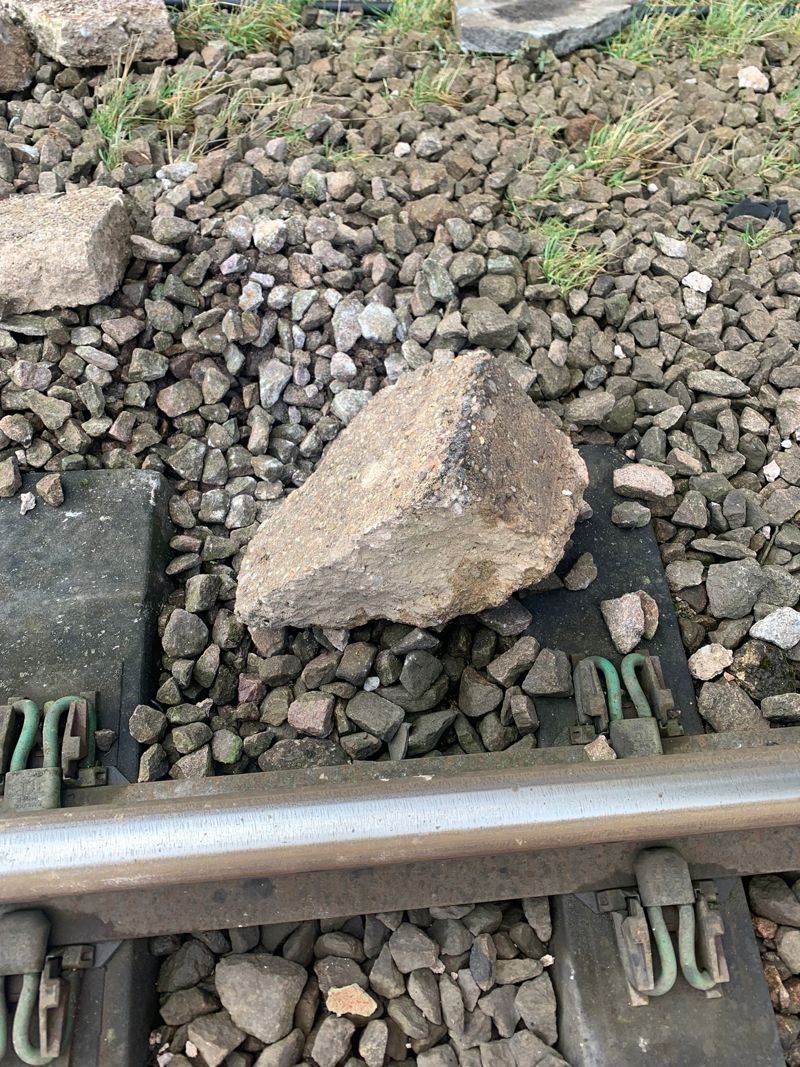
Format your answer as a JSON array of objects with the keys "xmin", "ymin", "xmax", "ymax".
[{"xmin": 0, "ymin": 746, "xmax": 799, "ymax": 905}]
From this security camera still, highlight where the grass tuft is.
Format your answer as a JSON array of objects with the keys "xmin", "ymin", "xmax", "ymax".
[
  {"xmin": 533, "ymin": 220, "xmax": 612, "ymax": 297},
  {"xmin": 689, "ymin": 1, "xmax": 800, "ymax": 68},
  {"xmin": 526, "ymin": 95, "xmax": 679, "ymax": 199},
  {"xmin": 406, "ymin": 64, "xmax": 465, "ymax": 109},
  {"xmin": 91, "ymin": 55, "xmax": 148, "ymax": 169},
  {"xmin": 174, "ymin": 0, "xmax": 301, "ymax": 53},
  {"xmin": 604, "ymin": 4, "xmax": 695, "ymax": 64},
  {"xmin": 378, "ymin": 0, "xmax": 452, "ymax": 34},
  {"xmin": 777, "ymin": 85, "xmax": 800, "ymax": 129},
  {"xmin": 759, "ymin": 131, "xmax": 800, "ymax": 183},
  {"xmin": 737, "ymin": 221, "xmax": 783, "ymax": 249},
  {"xmin": 606, "ymin": 0, "xmax": 800, "ymax": 68}
]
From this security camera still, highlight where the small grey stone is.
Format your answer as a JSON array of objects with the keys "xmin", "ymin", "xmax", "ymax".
[
  {"xmin": 480, "ymin": 984, "xmax": 521, "ymax": 1037},
  {"xmin": 187, "ymin": 1011, "xmax": 245, "ymax": 1067},
  {"xmin": 777, "ymin": 928, "xmax": 800, "ymax": 974},
  {"xmin": 35, "ymin": 473, "xmax": 63, "ymax": 507},
  {"xmin": 611, "ymin": 501, "xmax": 651, "ymax": 528},
  {"xmin": 253, "ymin": 218, "xmax": 287, "ymax": 253},
  {"xmin": 502, "ymin": 688, "xmax": 539, "ymax": 735},
  {"xmin": 259, "ymin": 358, "xmax": 292, "ymax": 408},
  {"xmin": 600, "ymin": 593, "xmax": 646, "ymax": 654},
  {"xmin": 159, "ymin": 986, "xmax": 219, "ymax": 1027},
  {"xmin": 253, "ymin": 1029, "xmax": 305, "ymax": 1067},
  {"xmin": 172, "ymin": 744, "xmax": 213, "ymax": 784},
  {"xmin": 257, "ymin": 738, "xmax": 346, "ymax": 771},
  {"xmin": 514, "ymin": 972, "xmax": 557, "ymax": 1044},
  {"xmin": 521, "ymin": 649, "xmax": 572, "ymax": 697},
  {"xmin": 129, "ymin": 704, "xmax": 166, "ymax": 744},
  {"xmin": 470, "ymin": 932, "xmax": 497, "ymax": 991},
  {"xmin": 613, "ymin": 463, "xmax": 674, "ymax": 501},
  {"xmin": 185, "ymin": 574, "xmax": 221, "ymax": 613},
  {"xmin": 156, "ymin": 380, "xmax": 203, "ymax": 417},
  {"xmin": 761, "ymin": 693, "xmax": 800, "ymax": 722},
  {"xmin": 697, "ymin": 680, "xmax": 768, "ymax": 733},
  {"xmin": 332, "ymin": 299, "xmax": 363, "ymax": 352},
  {"xmin": 459, "ymin": 666, "xmax": 503, "ymax": 717},
  {"xmin": 358, "ymin": 303, "xmax": 398, "ymax": 343},
  {"xmin": 666, "ymin": 560, "xmax": 705, "ymax": 592},
  {"xmin": 687, "ymin": 370, "xmax": 748, "ymax": 397},
  {"xmin": 487, "ymin": 636, "xmax": 540, "ymax": 687},
  {"xmin": 288, "ymin": 691, "xmax": 335, "ymax": 737},
  {"xmin": 406, "ymin": 708, "xmax": 457, "ymax": 756},
  {"xmin": 215, "ymin": 954, "xmax": 307, "ymax": 1043},
  {"xmin": 331, "ymin": 388, "xmax": 371, "ymax": 424},
  {"xmin": 672, "ymin": 490, "xmax": 709, "ymax": 529},
  {"xmin": 157, "ymin": 939, "xmax": 215, "ymax": 992},
  {"xmin": 749, "ymin": 875, "xmax": 800, "ymax": 927},
  {"xmin": 477, "ymin": 598, "xmax": 532, "ymax": 635},
  {"xmin": 345, "ymin": 691, "xmax": 404, "ymax": 740},
  {"xmin": 162, "ymin": 609, "xmax": 209, "ymax": 657},
  {"xmin": 337, "ymin": 641, "xmax": 376, "ymax": 685},
  {"xmin": 138, "ymin": 743, "xmax": 168, "ymax": 782},
  {"xmin": 0, "ymin": 456, "xmax": 21, "ymax": 498},
  {"xmin": 400, "ymin": 649, "xmax": 443, "ymax": 697},
  {"xmin": 388, "ymin": 923, "xmax": 440, "ymax": 973},
  {"xmin": 688, "ymin": 643, "xmax": 733, "ymax": 681},
  {"xmin": 465, "ymin": 297, "xmax": 518, "ymax": 348},
  {"xmin": 211, "ymin": 729, "xmax": 244, "ymax": 765},
  {"xmin": 706, "ymin": 559, "xmax": 765, "ymax": 619},
  {"xmin": 368, "ymin": 943, "xmax": 405, "ymax": 998},
  {"xmin": 358, "ymin": 1020, "xmax": 389, "ymax": 1067},
  {"xmin": 563, "ymin": 552, "xmax": 597, "ymax": 591},
  {"xmin": 408, "ymin": 967, "xmax": 442, "ymax": 1024}
]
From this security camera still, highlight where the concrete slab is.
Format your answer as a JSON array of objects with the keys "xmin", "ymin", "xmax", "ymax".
[
  {"xmin": 0, "ymin": 470, "xmax": 171, "ymax": 782},
  {"xmin": 455, "ymin": 0, "xmax": 641, "ymax": 55}
]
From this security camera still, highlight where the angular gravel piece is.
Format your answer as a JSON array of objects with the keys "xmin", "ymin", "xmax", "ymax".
[{"xmin": 214, "ymin": 954, "xmax": 307, "ymax": 1044}]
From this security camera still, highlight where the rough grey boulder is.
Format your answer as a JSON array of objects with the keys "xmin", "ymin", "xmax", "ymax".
[
  {"xmin": 0, "ymin": 0, "xmax": 176, "ymax": 66},
  {"xmin": 0, "ymin": 188, "xmax": 130, "ymax": 313},
  {"xmin": 237, "ymin": 352, "xmax": 588, "ymax": 630}
]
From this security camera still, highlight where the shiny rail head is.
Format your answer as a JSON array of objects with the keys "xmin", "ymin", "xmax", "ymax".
[{"xmin": 0, "ymin": 746, "xmax": 798, "ymax": 903}]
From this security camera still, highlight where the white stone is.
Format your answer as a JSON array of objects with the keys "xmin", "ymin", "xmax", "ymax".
[
  {"xmin": 688, "ymin": 643, "xmax": 734, "ymax": 681},
  {"xmin": 763, "ymin": 460, "xmax": 781, "ymax": 482},
  {"xmin": 682, "ymin": 271, "xmax": 713, "ymax": 294},
  {"xmin": 653, "ymin": 232, "xmax": 687, "ymax": 258},
  {"xmin": 738, "ymin": 65, "xmax": 769, "ymax": 92},
  {"xmin": 750, "ymin": 608, "xmax": 800, "ymax": 650}
]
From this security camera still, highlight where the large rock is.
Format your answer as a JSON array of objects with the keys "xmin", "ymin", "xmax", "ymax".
[
  {"xmin": 0, "ymin": 188, "xmax": 130, "ymax": 313},
  {"xmin": 0, "ymin": 0, "xmax": 176, "ymax": 66},
  {"xmin": 0, "ymin": 14, "xmax": 34, "ymax": 93},
  {"xmin": 456, "ymin": 0, "xmax": 641, "ymax": 55},
  {"xmin": 214, "ymin": 953, "xmax": 307, "ymax": 1044},
  {"xmin": 237, "ymin": 353, "xmax": 588, "ymax": 630}
]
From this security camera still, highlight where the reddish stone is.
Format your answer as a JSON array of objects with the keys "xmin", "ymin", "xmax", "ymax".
[
  {"xmin": 238, "ymin": 675, "xmax": 266, "ymax": 705},
  {"xmin": 564, "ymin": 114, "xmax": 604, "ymax": 146}
]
